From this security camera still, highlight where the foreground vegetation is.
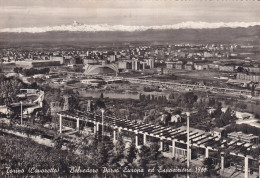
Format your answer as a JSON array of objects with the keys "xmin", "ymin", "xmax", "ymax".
[{"xmin": 0, "ymin": 128, "xmax": 213, "ymax": 178}]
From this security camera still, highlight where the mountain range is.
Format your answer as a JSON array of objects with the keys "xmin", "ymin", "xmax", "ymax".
[
  {"xmin": 1, "ymin": 21, "xmax": 260, "ymax": 33},
  {"xmin": 0, "ymin": 22, "xmax": 259, "ymax": 46}
]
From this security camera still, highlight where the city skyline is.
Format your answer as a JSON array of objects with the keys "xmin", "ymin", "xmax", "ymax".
[{"xmin": 1, "ymin": 0, "xmax": 260, "ymax": 29}]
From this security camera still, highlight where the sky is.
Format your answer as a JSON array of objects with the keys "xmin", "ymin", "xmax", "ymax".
[{"xmin": 0, "ymin": 0, "xmax": 260, "ymax": 28}]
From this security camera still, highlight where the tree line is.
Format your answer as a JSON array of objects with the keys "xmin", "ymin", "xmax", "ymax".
[{"xmin": 14, "ymin": 67, "xmax": 50, "ymax": 76}]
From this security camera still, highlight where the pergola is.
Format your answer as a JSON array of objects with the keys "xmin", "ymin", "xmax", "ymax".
[{"xmin": 57, "ymin": 110, "xmax": 260, "ymax": 178}]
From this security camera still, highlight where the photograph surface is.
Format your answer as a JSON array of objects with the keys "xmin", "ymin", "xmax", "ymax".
[{"xmin": 0, "ymin": 0, "xmax": 260, "ymax": 177}]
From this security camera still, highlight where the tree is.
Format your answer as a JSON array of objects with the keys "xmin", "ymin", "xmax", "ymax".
[
  {"xmin": 63, "ymin": 89, "xmax": 80, "ymax": 111},
  {"xmin": 211, "ymin": 105, "xmax": 222, "ymax": 119},
  {"xmin": 114, "ymin": 133, "xmax": 125, "ymax": 159},
  {"xmin": 113, "ymin": 106, "xmax": 121, "ymax": 118},
  {"xmin": 95, "ymin": 99, "xmax": 106, "ymax": 111},
  {"xmin": 214, "ymin": 101, "xmax": 222, "ymax": 109},
  {"xmin": 90, "ymin": 135, "xmax": 99, "ymax": 153},
  {"xmin": 251, "ymin": 146, "xmax": 260, "ymax": 158},
  {"xmin": 215, "ymin": 117, "xmax": 225, "ymax": 127},
  {"xmin": 100, "ymin": 92, "xmax": 104, "ymax": 99},
  {"xmin": 203, "ymin": 158, "xmax": 214, "ymax": 169},
  {"xmin": 168, "ymin": 93, "xmax": 175, "ymax": 100},
  {"xmin": 22, "ymin": 68, "xmax": 50, "ymax": 76},
  {"xmin": 103, "ymin": 136, "xmax": 114, "ymax": 155},
  {"xmin": 220, "ymin": 107, "xmax": 233, "ymax": 125},
  {"xmin": 79, "ymin": 137, "xmax": 89, "ymax": 155},
  {"xmin": 95, "ymin": 141, "xmax": 108, "ymax": 166},
  {"xmin": 14, "ymin": 67, "xmax": 23, "ymax": 74},
  {"xmin": 179, "ymin": 92, "xmax": 198, "ymax": 108},
  {"xmin": 138, "ymin": 145, "xmax": 150, "ymax": 167},
  {"xmin": 53, "ymin": 136, "xmax": 63, "ymax": 150},
  {"xmin": 215, "ymin": 107, "xmax": 236, "ymax": 127},
  {"xmin": 236, "ymin": 66, "xmax": 244, "ymax": 73},
  {"xmin": 66, "ymin": 141, "xmax": 77, "ymax": 153},
  {"xmin": 150, "ymin": 142, "xmax": 160, "ymax": 160},
  {"xmin": 126, "ymin": 142, "xmax": 137, "ymax": 165},
  {"xmin": 235, "ymin": 103, "xmax": 247, "ymax": 110},
  {"xmin": 173, "ymin": 108, "xmax": 182, "ymax": 115},
  {"xmin": 30, "ymin": 82, "xmax": 38, "ymax": 89},
  {"xmin": 203, "ymin": 158, "xmax": 216, "ymax": 176},
  {"xmin": 251, "ymin": 83, "xmax": 256, "ymax": 97},
  {"xmin": 208, "ymin": 98, "xmax": 216, "ymax": 107},
  {"xmin": 0, "ymin": 77, "xmax": 25, "ymax": 105},
  {"xmin": 197, "ymin": 107, "xmax": 209, "ymax": 119},
  {"xmin": 1, "ymin": 135, "xmax": 93, "ymax": 177}
]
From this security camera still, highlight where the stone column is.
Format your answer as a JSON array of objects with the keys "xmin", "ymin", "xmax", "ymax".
[
  {"xmin": 245, "ymin": 156, "xmax": 248, "ymax": 178},
  {"xmin": 143, "ymin": 134, "xmax": 147, "ymax": 145},
  {"xmin": 205, "ymin": 147, "xmax": 209, "ymax": 158},
  {"xmin": 76, "ymin": 118, "xmax": 80, "ymax": 131},
  {"xmin": 221, "ymin": 152, "xmax": 225, "ymax": 171},
  {"xmin": 59, "ymin": 114, "xmax": 62, "ymax": 134}
]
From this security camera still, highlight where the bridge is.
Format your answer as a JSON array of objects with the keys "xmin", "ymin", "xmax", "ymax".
[{"xmin": 58, "ymin": 110, "xmax": 260, "ymax": 178}]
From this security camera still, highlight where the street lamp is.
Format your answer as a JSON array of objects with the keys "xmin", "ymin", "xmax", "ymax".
[
  {"xmin": 20, "ymin": 101, "xmax": 23, "ymax": 125},
  {"xmin": 101, "ymin": 108, "xmax": 105, "ymax": 140},
  {"xmin": 186, "ymin": 112, "xmax": 190, "ymax": 178}
]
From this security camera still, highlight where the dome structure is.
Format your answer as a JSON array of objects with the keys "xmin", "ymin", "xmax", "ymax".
[{"xmin": 84, "ymin": 63, "xmax": 118, "ymax": 75}]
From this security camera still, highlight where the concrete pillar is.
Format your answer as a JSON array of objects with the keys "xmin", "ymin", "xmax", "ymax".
[
  {"xmin": 76, "ymin": 118, "xmax": 79, "ymax": 131},
  {"xmin": 143, "ymin": 134, "xmax": 147, "ymax": 145},
  {"xmin": 186, "ymin": 112, "xmax": 190, "ymax": 177},
  {"xmin": 205, "ymin": 147, "xmax": 209, "ymax": 158},
  {"xmin": 101, "ymin": 109, "xmax": 105, "ymax": 138},
  {"xmin": 94, "ymin": 123, "xmax": 97, "ymax": 134},
  {"xmin": 172, "ymin": 140, "xmax": 176, "ymax": 157},
  {"xmin": 245, "ymin": 156, "xmax": 248, "ymax": 178},
  {"xmin": 59, "ymin": 114, "xmax": 62, "ymax": 134},
  {"xmin": 221, "ymin": 152, "xmax": 224, "ymax": 171},
  {"xmin": 113, "ymin": 130, "xmax": 117, "ymax": 141},
  {"xmin": 96, "ymin": 123, "xmax": 99, "ymax": 132},
  {"xmin": 160, "ymin": 140, "xmax": 164, "ymax": 151},
  {"xmin": 258, "ymin": 159, "xmax": 260, "ymax": 178},
  {"xmin": 135, "ymin": 134, "xmax": 138, "ymax": 147},
  {"xmin": 20, "ymin": 101, "xmax": 23, "ymax": 125}
]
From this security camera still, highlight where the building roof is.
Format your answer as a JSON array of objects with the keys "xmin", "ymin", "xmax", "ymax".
[
  {"xmin": 228, "ymin": 131, "xmax": 258, "ymax": 139},
  {"xmin": 212, "ymin": 127, "xmax": 224, "ymax": 132}
]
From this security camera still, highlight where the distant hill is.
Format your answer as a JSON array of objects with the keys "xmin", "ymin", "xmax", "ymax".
[{"xmin": 0, "ymin": 26, "xmax": 259, "ymax": 47}]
